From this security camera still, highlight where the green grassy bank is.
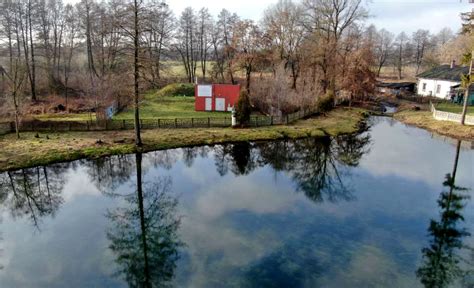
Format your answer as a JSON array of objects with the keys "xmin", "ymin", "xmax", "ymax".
[{"xmin": 0, "ymin": 108, "xmax": 366, "ymax": 172}]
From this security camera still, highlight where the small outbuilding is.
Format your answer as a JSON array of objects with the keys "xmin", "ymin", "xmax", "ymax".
[
  {"xmin": 195, "ymin": 84, "xmax": 240, "ymax": 112},
  {"xmin": 416, "ymin": 61, "xmax": 469, "ymax": 99},
  {"xmin": 376, "ymin": 82, "xmax": 415, "ymax": 95}
]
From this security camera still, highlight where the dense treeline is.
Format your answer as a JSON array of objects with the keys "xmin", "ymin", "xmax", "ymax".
[{"xmin": 0, "ymin": 0, "xmax": 472, "ymax": 136}]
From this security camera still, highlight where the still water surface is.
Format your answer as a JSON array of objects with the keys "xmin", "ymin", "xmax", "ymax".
[{"xmin": 0, "ymin": 117, "xmax": 473, "ymax": 288}]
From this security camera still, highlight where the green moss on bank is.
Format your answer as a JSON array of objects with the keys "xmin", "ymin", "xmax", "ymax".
[{"xmin": 0, "ymin": 108, "xmax": 366, "ymax": 172}]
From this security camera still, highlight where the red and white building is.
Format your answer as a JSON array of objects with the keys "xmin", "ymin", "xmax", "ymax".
[{"xmin": 195, "ymin": 84, "xmax": 240, "ymax": 112}]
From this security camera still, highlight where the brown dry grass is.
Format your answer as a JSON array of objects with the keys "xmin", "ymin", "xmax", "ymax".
[{"xmin": 394, "ymin": 110, "xmax": 474, "ymax": 140}]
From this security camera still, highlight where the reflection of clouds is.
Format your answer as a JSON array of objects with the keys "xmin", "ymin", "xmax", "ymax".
[
  {"xmin": 62, "ymin": 167, "xmax": 101, "ymax": 202},
  {"xmin": 195, "ymin": 170, "xmax": 299, "ymax": 219},
  {"xmin": 325, "ymin": 245, "xmax": 420, "ymax": 288},
  {"xmin": 0, "ymin": 194, "xmax": 120, "ymax": 287},
  {"xmin": 360, "ymin": 119, "xmax": 474, "ymax": 189},
  {"xmin": 175, "ymin": 167, "xmax": 304, "ymax": 286}
]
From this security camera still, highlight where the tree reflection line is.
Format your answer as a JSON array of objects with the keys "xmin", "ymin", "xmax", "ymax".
[{"xmin": 417, "ymin": 140, "xmax": 473, "ymax": 288}]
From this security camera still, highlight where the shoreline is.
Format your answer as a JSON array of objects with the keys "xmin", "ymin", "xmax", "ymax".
[
  {"xmin": 394, "ymin": 110, "xmax": 474, "ymax": 141},
  {"xmin": 0, "ymin": 108, "xmax": 367, "ymax": 172}
]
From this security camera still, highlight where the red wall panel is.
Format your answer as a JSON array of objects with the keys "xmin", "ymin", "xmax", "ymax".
[{"xmin": 195, "ymin": 84, "xmax": 240, "ymax": 112}]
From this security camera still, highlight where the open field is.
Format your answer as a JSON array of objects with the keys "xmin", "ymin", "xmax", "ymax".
[
  {"xmin": 0, "ymin": 108, "xmax": 366, "ymax": 171},
  {"xmin": 435, "ymin": 102, "xmax": 474, "ymax": 115}
]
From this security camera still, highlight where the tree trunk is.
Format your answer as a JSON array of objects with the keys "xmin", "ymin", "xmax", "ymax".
[
  {"xmin": 134, "ymin": 0, "xmax": 142, "ymax": 147},
  {"xmin": 461, "ymin": 51, "xmax": 472, "ymax": 126}
]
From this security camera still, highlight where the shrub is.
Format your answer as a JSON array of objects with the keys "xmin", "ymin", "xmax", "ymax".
[
  {"xmin": 317, "ymin": 91, "xmax": 335, "ymax": 112},
  {"xmin": 235, "ymin": 90, "xmax": 252, "ymax": 126},
  {"xmin": 156, "ymin": 83, "xmax": 195, "ymax": 97}
]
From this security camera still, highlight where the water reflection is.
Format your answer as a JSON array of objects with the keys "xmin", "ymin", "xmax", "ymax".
[
  {"xmin": 417, "ymin": 140, "xmax": 473, "ymax": 287},
  {"xmin": 106, "ymin": 153, "xmax": 182, "ymax": 287},
  {"xmin": 0, "ymin": 165, "xmax": 69, "ymax": 228}
]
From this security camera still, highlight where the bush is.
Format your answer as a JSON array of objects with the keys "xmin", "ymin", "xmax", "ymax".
[
  {"xmin": 235, "ymin": 90, "xmax": 252, "ymax": 126},
  {"xmin": 156, "ymin": 83, "xmax": 195, "ymax": 97},
  {"xmin": 317, "ymin": 91, "xmax": 335, "ymax": 112}
]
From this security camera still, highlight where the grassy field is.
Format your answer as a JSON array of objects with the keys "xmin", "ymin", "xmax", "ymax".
[
  {"xmin": 161, "ymin": 61, "xmax": 216, "ymax": 78},
  {"xmin": 114, "ymin": 92, "xmax": 225, "ymax": 119},
  {"xmin": 435, "ymin": 102, "xmax": 474, "ymax": 115},
  {"xmin": 0, "ymin": 108, "xmax": 366, "ymax": 171}
]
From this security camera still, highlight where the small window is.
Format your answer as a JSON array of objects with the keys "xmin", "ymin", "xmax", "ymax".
[
  {"xmin": 436, "ymin": 84, "xmax": 441, "ymax": 94},
  {"xmin": 422, "ymin": 83, "xmax": 427, "ymax": 91}
]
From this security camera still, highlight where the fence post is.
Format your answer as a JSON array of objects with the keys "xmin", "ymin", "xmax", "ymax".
[
  {"xmin": 208, "ymin": 117, "xmax": 210, "ymax": 128},
  {"xmin": 175, "ymin": 118, "xmax": 177, "ymax": 128},
  {"xmin": 191, "ymin": 118, "xmax": 194, "ymax": 128},
  {"xmin": 158, "ymin": 119, "xmax": 161, "ymax": 128}
]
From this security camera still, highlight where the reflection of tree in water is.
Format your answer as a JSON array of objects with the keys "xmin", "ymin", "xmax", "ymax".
[
  {"xmin": 211, "ymin": 132, "xmax": 370, "ymax": 203},
  {"xmin": 417, "ymin": 140, "xmax": 473, "ymax": 288},
  {"xmin": 82, "ymin": 155, "xmax": 136, "ymax": 194},
  {"xmin": 0, "ymin": 164, "xmax": 68, "ymax": 228},
  {"xmin": 106, "ymin": 153, "xmax": 182, "ymax": 288},
  {"xmin": 257, "ymin": 133, "xmax": 370, "ymax": 203},
  {"xmin": 213, "ymin": 142, "xmax": 262, "ymax": 176}
]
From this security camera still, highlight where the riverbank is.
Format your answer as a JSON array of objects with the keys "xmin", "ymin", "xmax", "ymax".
[
  {"xmin": 394, "ymin": 110, "xmax": 474, "ymax": 140},
  {"xmin": 0, "ymin": 108, "xmax": 367, "ymax": 172}
]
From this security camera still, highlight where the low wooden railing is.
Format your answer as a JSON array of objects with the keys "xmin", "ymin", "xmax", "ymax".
[{"xmin": 430, "ymin": 102, "xmax": 474, "ymax": 126}]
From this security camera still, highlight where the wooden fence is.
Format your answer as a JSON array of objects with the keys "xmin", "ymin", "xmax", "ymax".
[
  {"xmin": 0, "ymin": 122, "xmax": 11, "ymax": 136},
  {"xmin": 0, "ymin": 108, "xmax": 319, "ymax": 134},
  {"xmin": 430, "ymin": 102, "xmax": 474, "ymax": 126}
]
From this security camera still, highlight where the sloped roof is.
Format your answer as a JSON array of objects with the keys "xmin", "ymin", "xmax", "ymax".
[{"xmin": 417, "ymin": 65, "xmax": 469, "ymax": 82}]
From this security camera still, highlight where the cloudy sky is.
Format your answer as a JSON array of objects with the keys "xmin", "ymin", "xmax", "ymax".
[{"xmin": 64, "ymin": 0, "xmax": 473, "ymax": 34}]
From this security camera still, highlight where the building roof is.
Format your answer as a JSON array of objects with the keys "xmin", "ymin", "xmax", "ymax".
[
  {"xmin": 417, "ymin": 65, "xmax": 469, "ymax": 82},
  {"xmin": 376, "ymin": 82, "xmax": 415, "ymax": 89}
]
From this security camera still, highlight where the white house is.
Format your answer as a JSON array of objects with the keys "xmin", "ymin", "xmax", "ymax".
[{"xmin": 416, "ymin": 61, "xmax": 469, "ymax": 99}]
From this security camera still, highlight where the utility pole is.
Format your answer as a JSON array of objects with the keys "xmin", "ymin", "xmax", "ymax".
[{"xmin": 460, "ymin": 50, "xmax": 473, "ymax": 125}]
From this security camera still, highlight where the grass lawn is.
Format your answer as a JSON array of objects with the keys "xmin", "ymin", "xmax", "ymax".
[
  {"xmin": 114, "ymin": 92, "xmax": 227, "ymax": 120},
  {"xmin": 435, "ymin": 102, "xmax": 474, "ymax": 115}
]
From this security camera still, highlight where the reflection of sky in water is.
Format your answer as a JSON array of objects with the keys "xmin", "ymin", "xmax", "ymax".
[{"xmin": 0, "ymin": 117, "xmax": 473, "ymax": 288}]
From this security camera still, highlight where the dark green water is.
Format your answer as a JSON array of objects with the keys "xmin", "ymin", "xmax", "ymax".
[{"xmin": 0, "ymin": 117, "xmax": 473, "ymax": 288}]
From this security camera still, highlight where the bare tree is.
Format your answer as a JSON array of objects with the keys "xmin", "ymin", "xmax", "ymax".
[
  {"xmin": 303, "ymin": 0, "xmax": 368, "ymax": 96},
  {"xmin": 263, "ymin": 0, "xmax": 305, "ymax": 89},
  {"xmin": 374, "ymin": 28, "xmax": 393, "ymax": 77},
  {"xmin": 197, "ymin": 7, "xmax": 213, "ymax": 80},
  {"xmin": 412, "ymin": 29, "xmax": 431, "ymax": 74},
  {"xmin": 395, "ymin": 32, "xmax": 409, "ymax": 80},
  {"xmin": 232, "ymin": 19, "xmax": 263, "ymax": 94},
  {"xmin": 175, "ymin": 7, "xmax": 198, "ymax": 83}
]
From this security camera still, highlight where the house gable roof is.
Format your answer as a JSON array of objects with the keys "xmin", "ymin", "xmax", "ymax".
[{"xmin": 417, "ymin": 65, "xmax": 469, "ymax": 82}]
